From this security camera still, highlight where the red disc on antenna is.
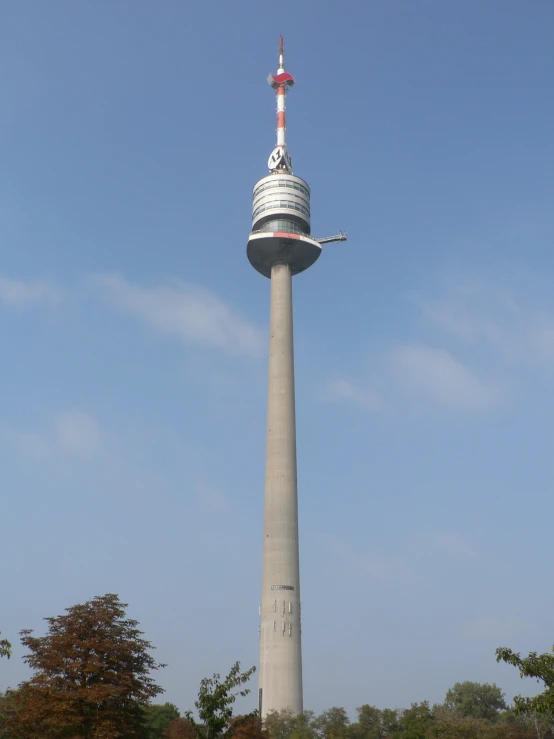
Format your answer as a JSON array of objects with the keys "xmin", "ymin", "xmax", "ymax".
[{"xmin": 268, "ymin": 72, "xmax": 295, "ymax": 89}]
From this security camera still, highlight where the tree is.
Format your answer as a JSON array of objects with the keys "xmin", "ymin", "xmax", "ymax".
[
  {"xmin": 494, "ymin": 710, "xmax": 554, "ymax": 739},
  {"xmin": 398, "ymin": 702, "xmax": 434, "ymax": 739},
  {"xmin": 497, "ymin": 646, "xmax": 554, "ymax": 716},
  {"xmin": 230, "ymin": 715, "xmax": 268, "ymax": 739},
  {"xmin": 290, "ymin": 711, "xmax": 318, "ymax": 739},
  {"xmin": 380, "ymin": 709, "xmax": 400, "ymax": 738},
  {"xmin": 443, "ymin": 681, "xmax": 506, "ymax": 722},
  {"xmin": 166, "ymin": 717, "xmax": 197, "ymax": 739},
  {"xmin": 427, "ymin": 707, "xmax": 492, "ymax": 739},
  {"xmin": 143, "ymin": 703, "xmax": 181, "ymax": 738},
  {"xmin": 350, "ymin": 706, "xmax": 405, "ymax": 739},
  {"xmin": 0, "ymin": 634, "xmax": 11, "ymax": 660},
  {"xmin": 352, "ymin": 705, "xmax": 383, "ymax": 739},
  {"xmin": 264, "ymin": 709, "xmax": 297, "ymax": 739},
  {"xmin": 2, "ymin": 593, "xmax": 164, "ymax": 739},
  {"xmin": 185, "ymin": 662, "xmax": 256, "ymax": 739},
  {"xmin": 513, "ymin": 711, "xmax": 554, "ymax": 739},
  {"xmin": 313, "ymin": 707, "xmax": 350, "ymax": 739},
  {"xmin": 264, "ymin": 709, "xmax": 317, "ymax": 739}
]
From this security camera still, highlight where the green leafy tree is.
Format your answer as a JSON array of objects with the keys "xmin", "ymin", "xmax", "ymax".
[
  {"xmin": 313, "ymin": 707, "xmax": 350, "ymax": 739},
  {"xmin": 264, "ymin": 709, "xmax": 297, "ymax": 739},
  {"xmin": 427, "ymin": 707, "xmax": 492, "ymax": 739},
  {"xmin": 398, "ymin": 701, "xmax": 433, "ymax": 739},
  {"xmin": 497, "ymin": 646, "xmax": 554, "ymax": 716},
  {"xmin": 443, "ymin": 681, "xmax": 506, "ymax": 722},
  {"xmin": 291, "ymin": 711, "xmax": 318, "ymax": 739},
  {"xmin": 380, "ymin": 709, "xmax": 400, "ymax": 738},
  {"xmin": 513, "ymin": 711, "xmax": 554, "ymax": 739},
  {"xmin": 0, "ymin": 634, "xmax": 11, "ymax": 660},
  {"xmin": 352, "ymin": 705, "xmax": 382, "ymax": 739},
  {"xmin": 143, "ymin": 703, "xmax": 181, "ymax": 738},
  {"xmin": 2, "ymin": 593, "xmax": 164, "ymax": 739},
  {"xmin": 185, "ymin": 662, "xmax": 256, "ymax": 739},
  {"xmin": 264, "ymin": 709, "xmax": 317, "ymax": 739}
]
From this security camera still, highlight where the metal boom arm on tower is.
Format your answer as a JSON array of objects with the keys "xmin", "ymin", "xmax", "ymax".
[{"xmin": 314, "ymin": 231, "xmax": 347, "ymax": 245}]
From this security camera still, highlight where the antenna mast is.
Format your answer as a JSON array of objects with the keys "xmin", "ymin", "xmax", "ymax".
[{"xmin": 267, "ymin": 36, "xmax": 295, "ymax": 171}]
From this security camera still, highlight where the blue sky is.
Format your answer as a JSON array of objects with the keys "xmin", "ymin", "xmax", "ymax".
[{"xmin": 1, "ymin": 0, "xmax": 554, "ymax": 718}]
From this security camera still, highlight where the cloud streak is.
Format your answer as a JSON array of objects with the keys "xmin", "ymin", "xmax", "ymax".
[
  {"xmin": 0, "ymin": 276, "xmax": 61, "ymax": 308},
  {"xmin": 411, "ymin": 275, "xmax": 554, "ymax": 367},
  {"xmin": 324, "ymin": 270, "xmax": 554, "ymax": 416},
  {"xmin": 2, "ymin": 409, "xmax": 101, "ymax": 462},
  {"xmin": 324, "ymin": 378, "xmax": 384, "ymax": 412},
  {"xmin": 389, "ymin": 343, "xmax": 501, "ymax": 412},
  {"xmin": 325, "ymin": 342, "xmax": 501, "ymax": 415},
  {"xmin": 95, "ymin": 275, "xmax": 263, "ymax": 357}
]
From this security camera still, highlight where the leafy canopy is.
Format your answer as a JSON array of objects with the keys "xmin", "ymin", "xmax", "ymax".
[
  {"xmin": 186, "ymin": 661, "xmax": 256, "ymax": 739},
  {"xmin": 0, "ymin": 633, "xmax": 11, "ymax": 660},
  {"xmin": 443, "ymin": 681, "xmax": 506, "ymax": 722},
  {"xmin": 2, "ymin": 593, "xmax": 164, "ymax": 739},
  {"xmin": 497, "ymin": 645, "xmax": 554, "ymax": 716},
  {"xmin": 143, "ymin": 702, "xmax": 181, "ymax": 738}
]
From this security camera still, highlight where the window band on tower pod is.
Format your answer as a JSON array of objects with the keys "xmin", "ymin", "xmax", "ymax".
[
  {"xmin": 256, "ymin": 219, "xmax": 307, "ymax": 235},
  {"xmin": 253, "ymin": 186, "xmax": 310, "ymax": 205},
  {"xmin": 253, "ymin": 179, "xmax": 310, "ymax": 198},
  {"xmin": 252, "ymin": 201, "xmax": 310, "ymax": 220}
]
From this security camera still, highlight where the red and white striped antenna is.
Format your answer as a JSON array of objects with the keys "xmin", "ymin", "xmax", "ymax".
[{"xmin": 267, "ymin": 36, "xmax": 295, "ymax": 172}]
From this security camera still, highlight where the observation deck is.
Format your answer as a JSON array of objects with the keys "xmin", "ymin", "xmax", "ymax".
[{"xmin": 247, "ymin": 171, "xmax": 322, "ymax": 278}]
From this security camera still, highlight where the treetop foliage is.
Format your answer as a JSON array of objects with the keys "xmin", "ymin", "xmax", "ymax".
[
  {"xmin": 1, "ymin": 593, "xmax": 165, "ymax": 739},
  {"xmin": 185, "ymin": 661, "xmax": 257, "ymax": 739},
  {"xmin": 444, "ymin": 681, "xmax": 506, "ymax": 721},
  {"xmin": 262, "ymin": 691, "xmax": 553, "ymax": 739},
  {"xmin": 497, "ymin": 646, "xmax": 554, "ymax": 716},
  {"xmin": 0, "ymin": 633, "xmax": 11, "ymax": 660}
]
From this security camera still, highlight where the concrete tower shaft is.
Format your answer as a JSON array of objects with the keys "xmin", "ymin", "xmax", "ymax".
[{"xmin": 259, "ymin": 262, "xmax": 302, "ymax": 715}]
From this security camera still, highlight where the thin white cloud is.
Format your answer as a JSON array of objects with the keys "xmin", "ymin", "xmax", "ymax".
[
  {"xmin": 0, "ymin": 276, "xmax": 61, "ymax": 308},
  {"xmin": 2, "ymin": 409, "xmax": 101, "ymax": 461},
  {"xmin": 54, "ymin": 409, "xmax": 101, "ymax": 455},
  {"xmin": 326, "ymin": 343, "xmax": 501, "ymax": 415},
  {"xmin": 409, "ymin": 275, "xmax": 554, "ymax": 368},
  {"xmin": 528, "ymin": 314, "xmax": 554, "ymax": 366},
  {"xmin": 95, "ymin": 274, "xmax": 263, "ymax": 357},
  {"xmin": 411, "ymin": 279, "xmax": 518, "ymax": 344},
  {"xmin": 389, "ymin": 343, "xmax": 501, "ymax": 413},
  {"xmin": 324, "ymin": 378, "xmax": 384, "ymax": 412}
]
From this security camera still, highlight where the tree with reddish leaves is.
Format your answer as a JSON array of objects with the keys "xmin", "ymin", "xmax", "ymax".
[
  {"xmin": 165, "ymin": 717, "xmax": 197, "ymax": 739},
  {"xmin": 230, "ymin": 715, "xmax": 268, "ymax": 739},
  {"xmin": 2, "ymin": 593, "xmax": 164, "ymax": 739}
]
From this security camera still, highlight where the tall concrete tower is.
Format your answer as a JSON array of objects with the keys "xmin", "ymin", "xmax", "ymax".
[{"xmin": 247, "ymin": 37, "xmax": 346, "ymax": 718}]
